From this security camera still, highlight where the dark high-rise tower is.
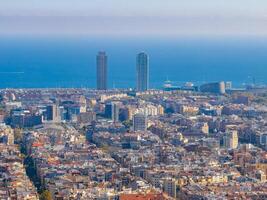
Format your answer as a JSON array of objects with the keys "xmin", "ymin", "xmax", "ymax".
[
  {"xmin": 46, "ymin": 104, "xmax": 60, "ymax": 122},
  {"xmin": 136, "ymin": 52, "xmax": 149, "ymax": 91},
  {"xmin": 133, "ymin": 113, "xmax": 147, "ymax": 132},
  {"xmin": 96, "ymin": 51, "xmax": 108, "ymax": 90},
  {"xmin": 105, "ymin": 102, "xmax": 120, "ymax": 122}
]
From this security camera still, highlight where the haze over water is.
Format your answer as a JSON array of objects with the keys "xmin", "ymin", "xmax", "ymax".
[{"xmin": 0, "ymin": 36, "xmax": 266, "ymax": 89}]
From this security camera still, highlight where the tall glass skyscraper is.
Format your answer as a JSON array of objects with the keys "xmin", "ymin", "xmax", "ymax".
[
  {"xmin": 136, "ymin": 52, "xmax": 149, "ymax": 91},
  {"xmin": 96, "ymin": 51, "xmax": 108, "ymax": 90}
]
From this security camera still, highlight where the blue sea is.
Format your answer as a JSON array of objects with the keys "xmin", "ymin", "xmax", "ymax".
[{"xmin": 0, "ymin": 36, "xmax": 266, "ymax": 89}]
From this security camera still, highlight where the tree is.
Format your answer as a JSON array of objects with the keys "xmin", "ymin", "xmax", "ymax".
[
  {"xmin": 123, "ymin": 120, "xmax": 132, "ymax": 129},
  {"xmin": 14, "ymin": 128, "xmax": 23, "ymax": 143},
  {"xmin": 101, "ymin": 144, "xmax": 110, "ymax": 153},
  {"xmin": 40, "ymin": 190, "xmax": 53, "ymax": 200}
]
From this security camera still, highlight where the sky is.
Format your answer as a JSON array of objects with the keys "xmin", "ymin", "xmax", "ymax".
[{"xmin": 1, "ymin": 0, "xmax": 267, "ymax": 36}]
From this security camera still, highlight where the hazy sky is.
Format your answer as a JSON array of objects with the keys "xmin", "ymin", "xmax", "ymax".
[{"xmin": 1, "ymin": 0, "xmax": 267, "ymax": 36}]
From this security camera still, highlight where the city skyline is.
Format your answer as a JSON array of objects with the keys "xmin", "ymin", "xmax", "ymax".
[
  {"xmin": 96, "ymin": 51, "xmax": 150, "ymax": 91},
  {"xmin": 1, "ymin": 1, "xmax": 267, "ymax": 200}
]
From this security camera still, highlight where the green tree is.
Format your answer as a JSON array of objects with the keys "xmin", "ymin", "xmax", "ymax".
[
  {"xmin": 40, "ymin": 190, "xmax": 53, "ymax": 200},
  {"xmin": 101, "ymin": 144, "xmax": 110, "ymax": 153},
  {"xmin": 14, "ymin": 128, "xmax": 23, "ymax": 143},
  {"xmin": 123, "ymin": 120, "xmax": 132, "ymax": 129}
]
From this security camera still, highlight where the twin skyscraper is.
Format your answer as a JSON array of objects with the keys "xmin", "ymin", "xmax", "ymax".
[{"xmin": 96, "ymin": 51, "xmax": 149, "ymax": 91}]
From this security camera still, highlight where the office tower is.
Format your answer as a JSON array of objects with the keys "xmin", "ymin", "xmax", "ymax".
[
  {"xmin": 163, "ymin": 178, "xmax": 177, "ymax": 198},
  {"xmin": 119, "ymin": 106, "xmax": 134, "ymax": 121},
  {"xmin": 105, "ymin": 103, "xmax": 112, "ymax": 119},
  {"xmin": 260, "ymin": 133, "xmax": 267, "ymax": 148},
  {"xmin": 105, "ymin": 102, "xmax": 120, "ymax": 122},
  {"xmin": 225, "ymin": 81, "xmax": 232, "ymax": 90},
  {"xmin": 59, "ymin": 106, "xmax": 67, "ymax": 121},
  {"xmin": 46, "ymin": 105, "xmax": 53, "ymax": 121},
  {"xmin": 97, "ymin": 51, "xmax": 108, "ymax": 90},
  {"xmin": 46, "ymin": 104, "xmax": 60, "ymax": 122},
  {"xmin": 200, "ymin": 81, "xmax": 226, "ymax": 94},
  {"xmin": 136, "ymin": 52, "xmax": 149, "ymax": 92},
  {"xmin": 112, "ymin": 103, "xmax": 120, "ymax": 122},
  {"xmin": 218, "ymin": 81, "xmax": 226, "ymax": 94},
  {"xmin": 11, "ymin": 112, "xmax": 43, "ymax": 128},
  {"xmin": 133, "ymin": 113, "xmax": 147, "ymax": 132},
  {"xmin": 223, "ymin": 130, "xmax": 238, "ymax": 149}
]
